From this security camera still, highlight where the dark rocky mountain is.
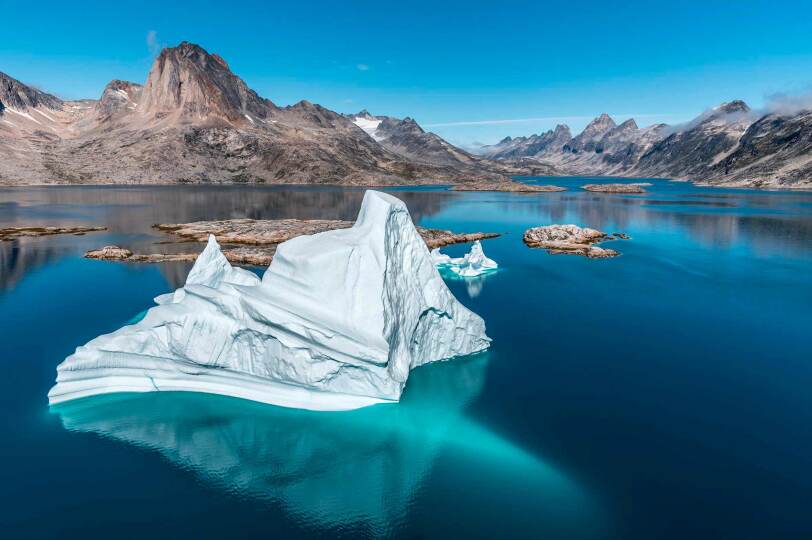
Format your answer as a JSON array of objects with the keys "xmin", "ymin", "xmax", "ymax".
[
  {"xmin": 0, "ymin": 42, "xmax": 526, "ymax": 186},
  {"xmin": 0, "ymin": 72, "xmax": 63, "ymax": 112},
  {"xmin": 346, "ymin": 110, "xmax": 544, "ymax": 174},
  {"xmin": 480, "ymin": 124, "xmax": 571, "ymax": 159},
  {"xmin": 709, "ymin": 109, "xmax": 812, "ymax": 187},
  {"xmin": 634, "ymin": 101, "xmax": 753, "ymax": 180},
  {"xmin": 480, "ymin": 100, "xmax": 812, "ymax": 188},
  {"xmin": 567, "ymin": 113, "xmax": 616, "ymax": 152}
]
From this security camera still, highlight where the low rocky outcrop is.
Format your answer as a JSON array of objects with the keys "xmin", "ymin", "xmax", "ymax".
[
  {"xmin": 85, "ymin": 245, "xmax": 271, "ymax": 265},
  {"xmin": 450, "ymin": 180, "xmax": 565, "ymax": 192},
  {"xmin": 87, "ymin": 220, "xmax": 499, "ymax": 265},
  {"xmin": 581, "ymin": 183, "xmax": 650, "ymax": 193},
  {"xmin": 523, "ymin": 224, "xmax": 626, "ymax": 258},
  {"xmin": 0, "ymin": 226, "xmax": 106, "ymax": 241}
]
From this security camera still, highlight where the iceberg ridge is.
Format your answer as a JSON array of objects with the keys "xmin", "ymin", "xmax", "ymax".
[{"xmin": 48, "ymin": 190, "xmax": 491, "ymax": 411}]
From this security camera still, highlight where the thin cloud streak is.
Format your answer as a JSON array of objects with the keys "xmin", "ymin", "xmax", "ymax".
[
  {"xmin": 146, "ymin": 30, "xmax": 163, "ymax": 57},
  {"xmin": 424, "ymin": 113, "xmax": 671, "ymax": 128}
]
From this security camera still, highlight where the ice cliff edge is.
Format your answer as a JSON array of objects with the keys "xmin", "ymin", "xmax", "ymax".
[{"xmin": 48, "ymin": 191, "xmax": 491, "ymax": 411}]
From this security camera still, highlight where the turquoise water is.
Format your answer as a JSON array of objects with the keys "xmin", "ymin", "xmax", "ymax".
[{"xmin": 1, "ymin": 179, "xmax": 811, "ymax": 538}]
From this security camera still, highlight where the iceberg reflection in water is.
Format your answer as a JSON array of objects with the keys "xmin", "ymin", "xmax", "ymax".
[{"xmin": 51, "ymin": 353, "xmax": 599, "ymax": 537}]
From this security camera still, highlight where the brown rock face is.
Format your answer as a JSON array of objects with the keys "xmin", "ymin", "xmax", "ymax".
[
  {"xmin": 138, "ymin": 42, "xmax": 273, "ymax": 123},
  {"xmin": 523, "ymin": 224, "xmax": 622, "ymax": 258}
]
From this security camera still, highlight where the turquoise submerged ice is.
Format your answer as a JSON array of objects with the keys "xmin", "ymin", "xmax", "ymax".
[{"xmin": 48, "ymin": 191, "xmax": 491, "ymax": 411}]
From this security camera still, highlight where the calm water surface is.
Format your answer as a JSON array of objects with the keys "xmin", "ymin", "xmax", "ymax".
[{"xmin": 1, "ymin": 178, "xmax": 810, "ymax": 539}]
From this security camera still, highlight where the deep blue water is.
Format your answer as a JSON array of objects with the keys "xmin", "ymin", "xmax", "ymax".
[{"xmin": 1, "ymin": 178, "xmax": 811, "ymax": 539}]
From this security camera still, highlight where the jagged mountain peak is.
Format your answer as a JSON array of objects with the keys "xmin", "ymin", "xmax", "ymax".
[
  {"xmin": 617, "ymin": 118, "xmax": 638, "ymax": 131},
  {"xmin": 717, "ymin": 100, "xmax": 750, "ymax": 114},
  {"xmin": 95, "ymin": 80, "xmax": 143, "ymax": 119},
  {"xmin": 138, "ymin": 41, "xmax": 273, "ymax": 123},
  {"xmin": 0, "ymin": 71, "xmax": 63, "ymax": 112},
  {"xmin": 584, "ymin": 113, "xmax": 616, "ymax": 132},
  {"xmin": 553, "ymin": 124, "xmax": 572, "ymax": 137}
]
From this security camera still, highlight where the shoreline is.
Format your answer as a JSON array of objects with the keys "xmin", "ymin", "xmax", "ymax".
[{"xmin": 0, "ymin": 176, "xmax": 810, "ymax": 192}]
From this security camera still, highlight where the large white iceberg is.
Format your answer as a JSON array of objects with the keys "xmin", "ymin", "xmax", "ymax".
[
  {"xmin": 431, "ymin": 240, "xmax": 498, "ymax": 277},
  {"xmin": 48, "ymin": 191, "xmax": 491, "ymax": 411}
]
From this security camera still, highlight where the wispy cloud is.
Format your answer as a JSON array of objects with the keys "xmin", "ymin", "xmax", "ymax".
[
  {"xmin": 764, "ymin": 86, "xmax": 812, "ymax": 115},
  {"xmin": 146, "ymin": 30, "xmax": 164, "ymax": 57},
  {"xmin": 424, "ymin": 113, "xmax": 669, "ymax": 128},
  {"xmin": 356, "ymin": 63, "xmax": 370, "ymax": 72}
]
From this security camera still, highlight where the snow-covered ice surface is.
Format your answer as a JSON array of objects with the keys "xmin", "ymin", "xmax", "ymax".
[
  {"xmin": 432, "ymin": 240, "xmax": 498, "ymax": 277},
  {"xmin": 48, "ymin": 191, "xmax": 491, "ymax": 411},
  {"xmin": 353, "ymin": 116, "xmax": 383, "ymax": 140}
]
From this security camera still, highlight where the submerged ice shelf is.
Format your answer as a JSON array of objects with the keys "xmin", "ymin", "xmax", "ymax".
[
  {"xmin": 48, "ymin": 191, "xmax": 491, "ymax": 411},
  {"xmin": 431, "ymin": 240, "xmax": 498, "ymax": 277}
]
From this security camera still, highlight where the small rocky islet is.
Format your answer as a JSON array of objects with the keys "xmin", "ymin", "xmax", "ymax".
[
  {"xmin": 0, "ymin": 226, "xmax": 106, "ymax": 241},
  {"xmin": 581, "ymin": 183, "xmax": 651, "ymax": 193},
  {"xmin": 450, "ymin": 180, "xmax": 566, "ymax": 192},
  {"xmin": 522, "ymin": 224, "xmax": 628, "ymax": 258}
]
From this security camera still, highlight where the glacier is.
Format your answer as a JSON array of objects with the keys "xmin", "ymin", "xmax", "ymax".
[
  {"xmin": 48, "ymin": 190, "xmax": 491, "ymax": 411},
  {"xmin": 431, "ymin": 240, "xmax": 498, "ymax": 277}
]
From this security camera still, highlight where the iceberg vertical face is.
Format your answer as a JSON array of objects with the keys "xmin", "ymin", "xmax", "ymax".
[{"xmin": 48, "ymin": 190, "xmax": 491, "ymax": 411}]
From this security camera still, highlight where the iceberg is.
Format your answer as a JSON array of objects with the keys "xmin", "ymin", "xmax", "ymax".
[
  {"xmin": 431, "ymin": 240, "xmax": 498, "ymax": 277},
  {"xmin": 48, "ymin": 191, "xmax": 491, "ymax": 411}
]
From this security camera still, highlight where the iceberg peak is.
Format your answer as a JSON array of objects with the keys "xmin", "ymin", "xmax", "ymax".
[
  {"xmin": 432, "ymin": 240, "xmax": 498, "ymax": 277},
  {"xmin": 49, "ymin": 190, "xmax": 490, "ymax": 411}
]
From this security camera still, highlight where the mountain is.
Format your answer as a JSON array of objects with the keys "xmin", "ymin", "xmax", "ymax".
[
  {"xmin": 710, "ymin": 110, "xmax": 812, "ymax": 188},
  {"xmin": 635, "ymin": 101, "xmax": 753, "ymax": 180},
  {"xmin": 350, "ymin": 112, "xmax": 494, "ymax": 169},
  {"xmin": 481, "ymin": 113, "xmax": 667, "ymax": 176},
  {"xmin": 479, "ymin": 101, "xmax": 812, "ymax": 189},
  {"xmin": 480, "ymin": 124, "xmax": 571, "ymax": 159},
  {"xmin": 0, "ymin": 42, "xmax": 527, "ymax": 185},
  {"xmin": 0, "ymin": 72, "xmax": 63, "ymax": 111}
]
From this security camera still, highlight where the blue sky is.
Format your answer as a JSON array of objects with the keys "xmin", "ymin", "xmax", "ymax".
[{"xmin": 2, "ymin": 0, "xmax": 811, "ymax": 146}]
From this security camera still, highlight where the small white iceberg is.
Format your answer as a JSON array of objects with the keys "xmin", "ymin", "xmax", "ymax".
[
  {"xmin": 48, "ymin": 191, "xmax": 491, "ymax": 411},
  {"xmin": 431, "ymin": 240, "xmax": 498, "ymax": 277}
]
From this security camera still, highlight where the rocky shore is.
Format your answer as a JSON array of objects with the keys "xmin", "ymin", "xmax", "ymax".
[{"xmin": 523, "ymin": 224, "xmax": 627, "ymax": 258}]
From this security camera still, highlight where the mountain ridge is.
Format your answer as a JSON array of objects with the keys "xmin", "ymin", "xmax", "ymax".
[
  {"xmin": 479, "ymin": 102, "xmax": 812, "ymax": 189},
  {"xmin": 0, "ymin": 42, "xmax": 530, "ymax": 186}
]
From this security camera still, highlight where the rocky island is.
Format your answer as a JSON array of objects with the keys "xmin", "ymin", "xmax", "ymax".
[
  {"xmin": 450, "ymin": 180, "xmax": 565, "ymax": 192},
  {"xmin": 523, "ymin": 224, "xmax": 627, "ymax": 258},
  {"xmin": 581, "ymin": 183, "xmax": 651, "ymax": 193},
  {"xmin": 0, "ymin": 226, "xmax": 106, "ymax": 241}
]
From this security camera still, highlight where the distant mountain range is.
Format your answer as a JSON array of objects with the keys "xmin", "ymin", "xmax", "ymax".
[
  {"xmin": 1, "ymin": 41, "xmax": 809, "ymax": 189},
  {"xmin": 0, "ymin": 42, "xmax": 532, "ymax": 186},
  {"xmin": 479, "ymin": 100, "xmax": 812, "ymax": 189}
]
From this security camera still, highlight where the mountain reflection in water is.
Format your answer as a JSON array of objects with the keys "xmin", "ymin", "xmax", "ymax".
[{"xmin": 51, "ymin": 353, "xmax": 597, "ymax": 538}]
